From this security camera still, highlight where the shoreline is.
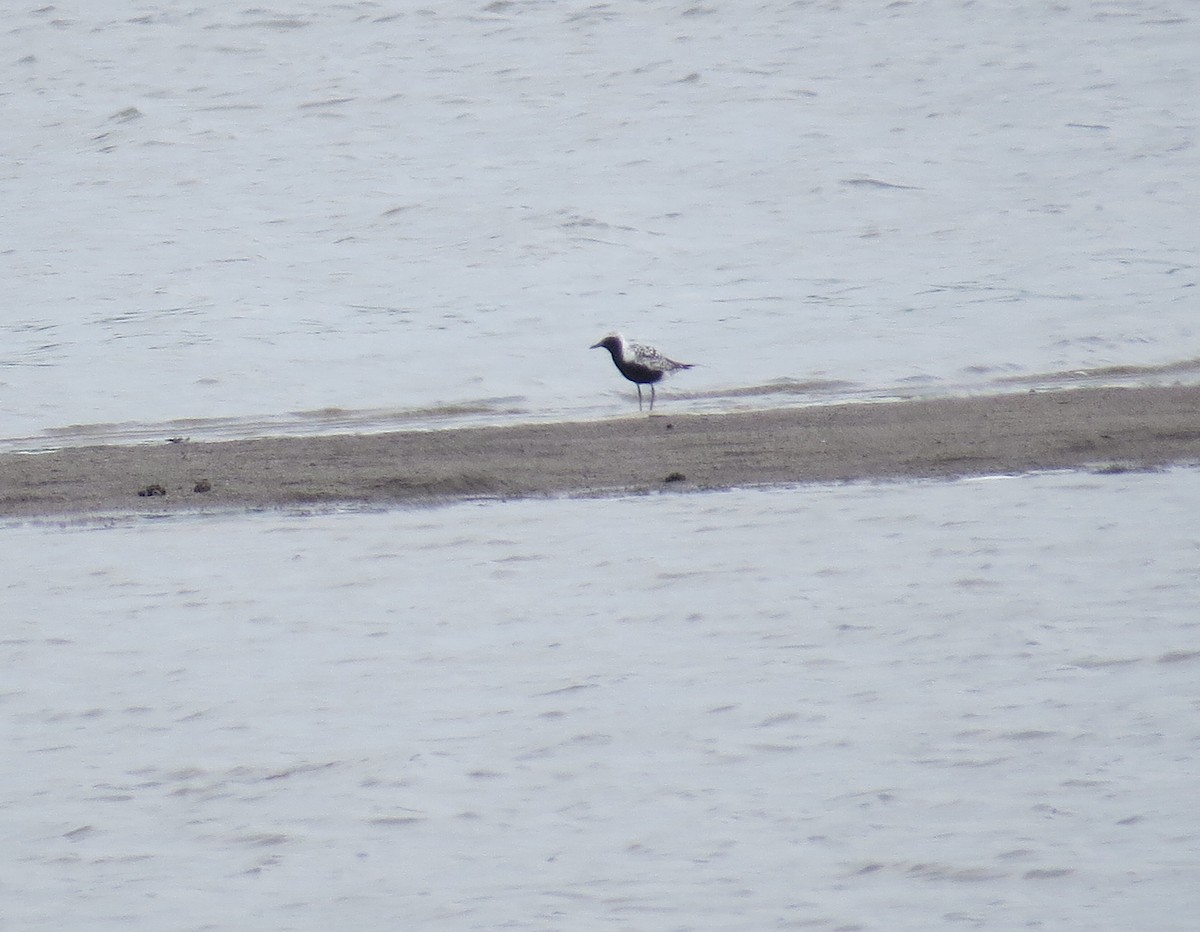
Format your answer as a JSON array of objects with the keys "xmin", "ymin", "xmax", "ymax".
[{"xmin": 3, "ymin": 385, "xmax": 1199, "ymax": 519}]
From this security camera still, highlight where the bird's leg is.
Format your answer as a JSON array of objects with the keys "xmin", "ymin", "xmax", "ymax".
[
  {"xmin": 649, "ymin": 383, "xmax": 656, "ymax": 412},
  {"xmin": 637, "ymin": 384, "xmax": 643, "ymax": 410}
]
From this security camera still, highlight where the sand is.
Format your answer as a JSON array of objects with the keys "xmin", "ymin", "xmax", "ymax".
[{"xmin": 3, "ymin": 385, "xmax": 1199, "ymax": 519}]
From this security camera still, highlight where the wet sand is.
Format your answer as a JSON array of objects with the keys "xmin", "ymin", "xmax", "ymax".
[{"xmin": 3, "ymin": 385, "xmax": 1199, "ymax": 518}]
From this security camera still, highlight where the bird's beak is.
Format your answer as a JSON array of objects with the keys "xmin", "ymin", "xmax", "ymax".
[{"xmin": 589, "ymin": 341, "xmax": 602, "ymax": 349}]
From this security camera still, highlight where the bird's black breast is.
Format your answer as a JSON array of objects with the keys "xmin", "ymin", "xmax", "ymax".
[{"xmin": 616, "ymin": 360, "xmax": 664, "ymax": 385}]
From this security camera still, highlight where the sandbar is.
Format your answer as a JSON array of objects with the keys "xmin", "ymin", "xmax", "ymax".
[{"xmin": 2, "ymin": 385, "xmax": 1199, "ymax": 518}]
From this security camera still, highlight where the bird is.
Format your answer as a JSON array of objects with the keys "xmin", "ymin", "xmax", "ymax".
[{"xmin": 590, "ymin": 331, "xmax": 693, "ymax": 411}]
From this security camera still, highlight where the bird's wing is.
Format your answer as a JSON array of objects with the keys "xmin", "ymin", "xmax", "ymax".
[
  {"xmin": 628, "ymin": 341, "xmax": 665, "ymax": 365},
  {"xmin": 630, "ymin": 341, "xmax": 691, "ymax": 372}
]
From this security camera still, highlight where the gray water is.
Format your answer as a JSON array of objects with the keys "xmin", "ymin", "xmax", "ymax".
[
  {"xmin": 2, "ymin": 1, "xmax": 1198, "ymax": 446},
  {"xmin": 5, "ymin": 470, "xmax": 1200, "ymax": 930},
  {"xmin": 5, "ymin": 4, "xmax": 1200, "ymax": 929}
]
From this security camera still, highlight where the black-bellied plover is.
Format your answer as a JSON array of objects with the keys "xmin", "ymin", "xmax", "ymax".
[{"xmin": 590, "ymin": 331, "xmax": 693, "ymax": 411}]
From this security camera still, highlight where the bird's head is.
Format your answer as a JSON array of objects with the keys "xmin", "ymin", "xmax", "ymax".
[{"xmin": 590, "ymin": 332, "xmax": 624, "ymax": 354}]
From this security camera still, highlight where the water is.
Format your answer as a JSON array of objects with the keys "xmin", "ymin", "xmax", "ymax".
[
  {"xmin": 3, "ymin": 1, "xmax": 1198, "ymax": 446},
  {"xmin": 4, "ymin": 470, "xmax": 1200, "ymax": 929},
  {"xmin": 4, "ymin": 5, "xmax": 1200, "ymax": 928}
]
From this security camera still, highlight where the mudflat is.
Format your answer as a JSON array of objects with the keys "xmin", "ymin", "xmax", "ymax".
[{"xmin": 3, "ymin": 385, "xmax": 1199, "ymax": 518}]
